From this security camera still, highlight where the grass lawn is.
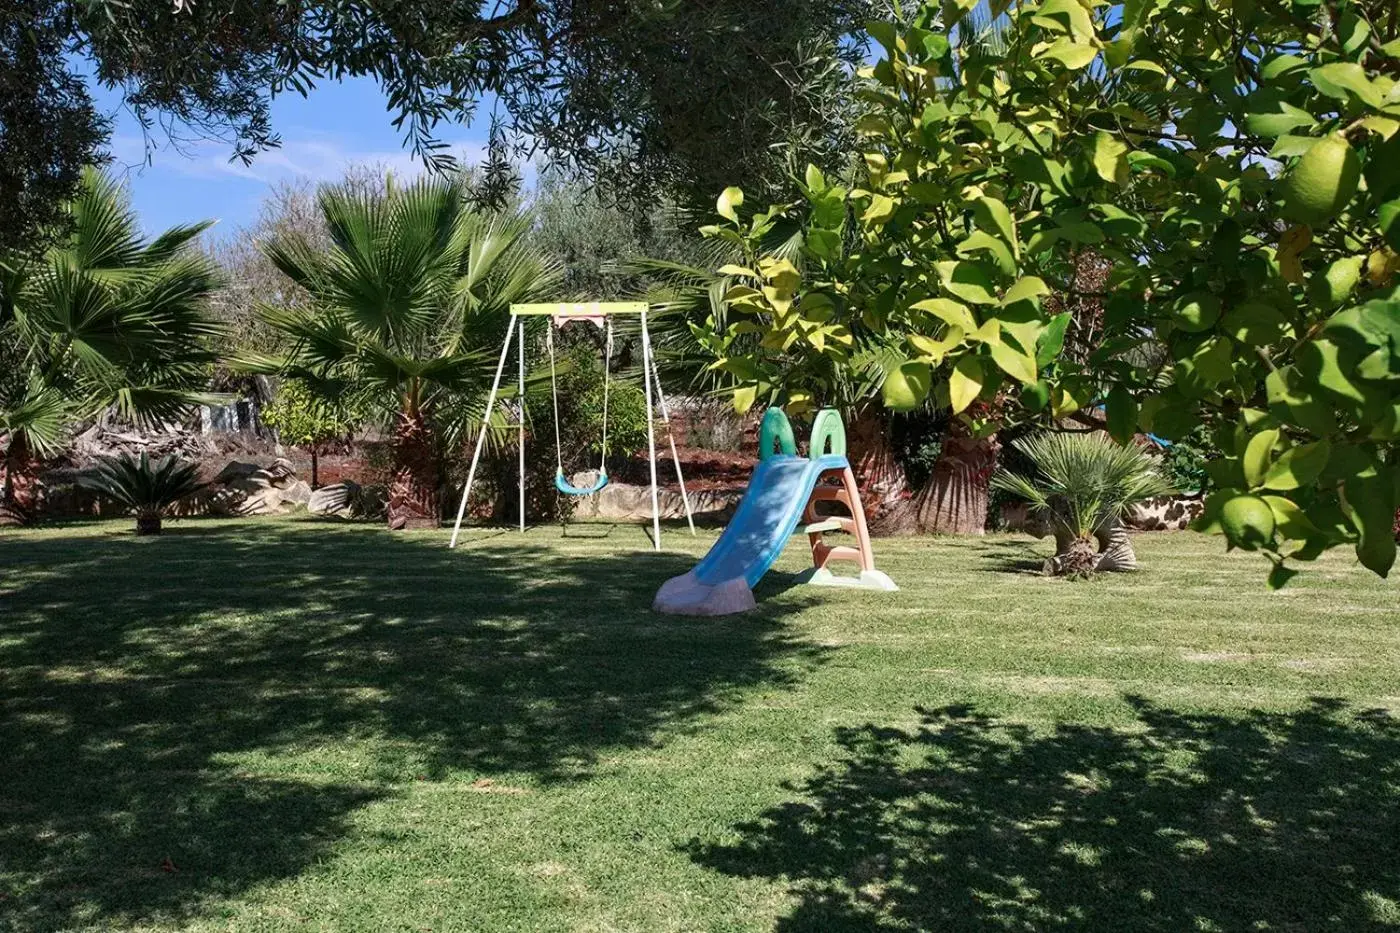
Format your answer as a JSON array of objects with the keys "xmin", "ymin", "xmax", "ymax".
[{"xmin": 2, "ymin": 517, "xmax": 1399, "ymax": 932}]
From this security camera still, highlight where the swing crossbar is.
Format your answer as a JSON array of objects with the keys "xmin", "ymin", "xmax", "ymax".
[{"xmin": 512, "ymin": 302, "xmax": 647, "ymax": 317}]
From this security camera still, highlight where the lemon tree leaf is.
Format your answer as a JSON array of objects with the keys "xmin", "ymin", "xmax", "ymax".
[
  {"xmin": 717, "ymin": 187, "xmax": 744, "ymax": 222},
  {"xmin": 1261, "ymin": 439, "xmax": 1332, "ymax": 490},
  {"xmin": 1243, "ymin": 428, "xmax": 1280, "ymax": 487},
  {"xmin": 949, "ymin": 354, "xmax": 984, "ymax": 413}
]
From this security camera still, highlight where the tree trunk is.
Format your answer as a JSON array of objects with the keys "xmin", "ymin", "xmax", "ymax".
[
  {"xmin": 1093, "ymin": 518, "xmax": 1137, "ymax": 572},
  {"xmin": 310, "ymin": 446, "xmax": 320, "ymax": 490},
  {"xmin": 1043, "ymin": 516, "xmax": 1138, "ymax": 576},
  {"xmin": 873, "ymin": 419, "xmax": 1000, "ymax": 535},
  {"xmin": 136, "ymin": 514, "xmax": 162, "ymax": 535},
  {"xmin": 845, "ymin": 403, "xmax": 908, "ymax": 521},
  {"xmin": 387, "ymin": 409, "xmax": 439, "ymax": 530},
  {"xmin": 1, "ymin": 432, "xmax": 42, "ymax": 526}
]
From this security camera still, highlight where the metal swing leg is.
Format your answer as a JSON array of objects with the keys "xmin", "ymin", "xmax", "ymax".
[{"xmin": 449, "ymin": 316, "xmax": 516, "ymax": 548}]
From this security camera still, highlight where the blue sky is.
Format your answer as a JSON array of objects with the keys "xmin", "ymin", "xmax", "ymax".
[{"xmin": 95, "ymin": 77, "xmax": 494, "ymax": 239}]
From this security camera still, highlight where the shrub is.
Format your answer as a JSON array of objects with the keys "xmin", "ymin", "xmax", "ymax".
[
  {"xmin": 76, "ymin": 452, "xmax": 204, "ymax": 535},
  {"xmin": 1158, "ymin": 426, "xmax": 1218, "ymax": 496},
  {"xmin": 992, "ymin": 433, "xmax": 1173, "ymax": 577}
]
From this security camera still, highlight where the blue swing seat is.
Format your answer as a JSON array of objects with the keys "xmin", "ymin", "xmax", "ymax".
[{"xmin": 556, "ymin": 467, "xmax": 609, "ymax": 496}]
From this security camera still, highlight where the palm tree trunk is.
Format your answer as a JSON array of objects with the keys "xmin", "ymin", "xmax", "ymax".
[
  {"xmin": 1043, "ymin": 518, "xmax": 1137, "ymax": 575},
  {"xmin": 1, "ymin": 432, "xmax": 42, "ymax": 525},
  {"xmin": 873, "ymin": 418, "xmax": 1000, "ymax": 535},
  {"xmin": 846, "ymin": 403, "xmax": 908, "ymax": 520},
  {"xmin": 1093, "ymin": 517, "xmax": 1137, "ymax": 572},
  {"xmin": 136, "ymin": 514, "xmax": 162, "ymax": 535},
  {"xmin": 387, "ymin": 409, "xmax": 440, "ymax": 530}
]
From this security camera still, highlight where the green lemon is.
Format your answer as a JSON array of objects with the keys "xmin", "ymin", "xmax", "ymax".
[
  {"xmin": 1221, "ymin": 494, "xmax": 1277, "ymax": 551},
  {"xmin": 1281, "ymin": 134, "xmax": 1361, "ymax": 227},
  {"xmin": 1306, "ymin": 255, "xmax": 1363, "ymax": 311},
  {"xmin": 1020, "ymin": 380, "xmax": 1050, "ymax": 412}
]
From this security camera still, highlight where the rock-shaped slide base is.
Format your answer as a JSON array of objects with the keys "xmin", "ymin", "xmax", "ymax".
[{"xmin": 652, "ymin": 571, "xmax": 756, "ymax": 616}]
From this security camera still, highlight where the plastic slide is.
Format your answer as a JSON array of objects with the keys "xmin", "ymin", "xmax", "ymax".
[{"xmin": 653, "ymin": 408, "xmax": 896, "ymax": 616}]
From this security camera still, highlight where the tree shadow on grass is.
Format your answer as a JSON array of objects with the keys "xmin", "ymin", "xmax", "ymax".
[
  {"xmin": 965, "ymin": 536, "xmax": 1062, "ymax": 576},
  {"xmin": 689, "ymin": 698, "xmax": 1400, "ymax": 931},
  {"xmin": 0, "ymin": 519, "xmax": 821, "ymax": 930}
]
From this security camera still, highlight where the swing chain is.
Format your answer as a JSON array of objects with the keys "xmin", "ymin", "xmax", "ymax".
[
  {"xmin": 546, "ymin": 316, "xmax": 612, "ymax": 487},
  {"xmin": 599, "ymin": 319, "xmax": 612, "ymax": 473},
  {"xmin": 546, "ymin": 323, "xmax": 564, "ymax": 476}
]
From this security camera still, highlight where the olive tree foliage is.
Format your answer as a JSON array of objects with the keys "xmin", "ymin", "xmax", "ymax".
[
  {"xmin": 0, "ymin": 3, "xmax": 107, "ymax": 256},
  {"xmin": 528, "ymin": 171, "xmax": 711, "ymax": 301},
  {"xmin": 2, "ymin": 0, "xmax": 872, "ymax": 253},
  {"xmin": 691, "ymin": 0, "xmax": 1400, "ymax": 584}
]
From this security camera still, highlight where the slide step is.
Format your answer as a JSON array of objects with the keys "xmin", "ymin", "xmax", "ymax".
[{"xmin": 799, "ymin": 518, "xmax": 847, "ymax": 535}]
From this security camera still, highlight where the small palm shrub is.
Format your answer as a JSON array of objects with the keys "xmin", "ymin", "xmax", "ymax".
[
  {"xmin": 77, "ymin": 453, "xmax": 204, "ymax": 535},
  {"xmin": 992, "ymin": 432, "xmax": 1173, "ymax": 577}
]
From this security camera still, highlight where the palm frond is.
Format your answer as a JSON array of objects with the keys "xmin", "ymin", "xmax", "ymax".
[
  {"xmin": 1, "ymin": 376, "xmax": 74, "ymax": 459},
  {"xmin": 3, "ymin": 168, "xmax": 223, "ymax": 438},
  {"xmin": 991, "ymin": 431, "xmax": 1174, "ymax": 537},
  {"xmin": 76, "ymin": 451, "xmax": 203, "ymax": 517}
]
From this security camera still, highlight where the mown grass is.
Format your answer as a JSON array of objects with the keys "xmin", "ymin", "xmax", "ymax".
[{"xmin": 2, "ymin": 517, "xmax": 1398, "ymax": 932}]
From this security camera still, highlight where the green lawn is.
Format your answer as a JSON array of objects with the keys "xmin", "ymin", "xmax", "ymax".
[{"xmin": 2, "ymin": 518, "xmax": 1398, "ymax": 932}]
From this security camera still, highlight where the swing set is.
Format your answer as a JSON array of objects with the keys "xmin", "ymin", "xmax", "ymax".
[{"xmin": 448, "ymin": 302, "xmax": 697, "ymax": 551}]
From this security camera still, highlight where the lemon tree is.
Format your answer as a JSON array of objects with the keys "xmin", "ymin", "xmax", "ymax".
[
  {"xmin": 1092, "ymin": 0, "xmax": 1400, "ymax": 586},
  {"xmin": 691, "ymin": 0, "xmax": 1400, "ymax": 584}
]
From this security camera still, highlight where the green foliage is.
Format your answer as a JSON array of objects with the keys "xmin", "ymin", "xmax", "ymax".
[
  {"xmin": 551, "ymin": 349, "xmax": 651, "ymax": 466},
  {"xmin": 0, "ymin": 2, "xmax": 107, "ymax": 255},
  {"xmin": 239, "ymin": 175, "xmax": 560, "ymax": 451},
  {"xmin": 992, "ymin": 431, "xmax": 1174, "ymax": 560},
  {"xmin": 261, "ymin": 380, "xmax": 354, "ymax": 448},
  {"xmin": 0, "ymin": 168, "xmax": 222, "ymax": 461},
  {"xmin": 1159, "ymin": 427, "xmax": 1219, "ymax": 496},
  {"xmin": 11, "ymin": 0, "xmax": 870, "ymax": 254},
  {"xmin": 527, "ymin": 172, "xmax": 714, "ymax": 301},
  {"xmin": 76, "ymin": 451, "xmax": 202, "ymax": 532},
  {"xmin": 693, "ymin": 0, "xmax": 1400, "ymax": 584}
]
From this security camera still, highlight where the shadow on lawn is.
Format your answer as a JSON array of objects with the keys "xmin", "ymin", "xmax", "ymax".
[
  {"xmin": 689, "ymin": 698, "xmax": 1400, "ymax": 931},
  {"xmin": 0, "ymin": 519, "xmax": 820, "ymax": 930},
  {"xmin": 971, "ymin": 537, "xmax": 1050, "ymax": 576}
]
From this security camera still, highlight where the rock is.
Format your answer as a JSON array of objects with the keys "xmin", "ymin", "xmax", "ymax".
[
  {"xmin": 213, "ymin": 460, "xmax": 262, "ymax": 485},
  {"xmin": 567, "ymin": 477, "xmax": 739, "ymax": 522},
  {"xmin": 265, "ymin": 458, "xmax": 297, "ymax": 487},
  {"xmin": 239, "ymin": 486, "xmax": 284, "ymax": 515},
  {"xmin": 201, "ymin": 487, "xmax": 242, "ymax": 516},
  {"xmin": 280, "ymin": 480, "xmax": 312, "ymax": 507},
  {"xmin": 309, "ymin": 481, "xmax": 360, "ymax": 516}
]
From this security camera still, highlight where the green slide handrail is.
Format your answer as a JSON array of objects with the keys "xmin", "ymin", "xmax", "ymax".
[
  {"xmin": 759, "ymin": 408, "xmax": 797, "ymax": 460},
  {"xmin": 809, "ymin": 408, "xmax": 847, "ymax": 459}
]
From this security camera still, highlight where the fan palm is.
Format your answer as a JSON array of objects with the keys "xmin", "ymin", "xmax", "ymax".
[
  {"xmin": 242, "ymin": 175, "xmax": 561, "ymax": 529},
  {"xmin": 992, "ymin": 431, "xmax": 1174, "ymax": 577},
  {"xmin": 0, "ymin": 168, "xmax": 222, "ymax": 523},
  {"xmin": 77, "ymin": 451, "xmax": 204, "ymax": 535}
]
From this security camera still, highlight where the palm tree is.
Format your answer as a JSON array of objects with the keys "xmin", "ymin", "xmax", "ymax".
[
  {"xmin": 0, "ymin": 168, "xmax": 221, "ymax": 524},
  {"xmin": 243, "ymin": 175, "xmax": 561, "ymax": 529},
  {"xmin": 77, "ymin": 452, "xmax": 204, "ymax": 535},
  {"xmin": 991, "ymin": 431, "xmax": 1173, "ymax": 577}
]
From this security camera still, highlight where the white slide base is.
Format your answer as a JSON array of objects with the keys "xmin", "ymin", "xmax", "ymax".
[{"xmin": 795, "ymin": 568, "xmax": 899, "ymax": 591}]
